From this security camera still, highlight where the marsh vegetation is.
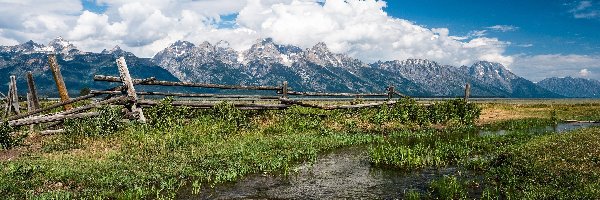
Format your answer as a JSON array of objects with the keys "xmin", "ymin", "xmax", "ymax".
[{"xmin": 1, "ymin": 98, "xmax": 600, "ymax": 199}]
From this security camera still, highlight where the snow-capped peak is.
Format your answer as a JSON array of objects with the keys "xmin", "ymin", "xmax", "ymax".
[{"xmin": 43, "ymin": 36, "xmax": 80, "ymax": 56}]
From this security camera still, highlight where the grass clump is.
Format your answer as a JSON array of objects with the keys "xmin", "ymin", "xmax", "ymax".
[
  {"xmin": 487, "ymin": 127, "xmax": 600, "ymax": 199},
  {"xmin": 428, "ymin": 175, "xmax": 468, "ymax": 199}
]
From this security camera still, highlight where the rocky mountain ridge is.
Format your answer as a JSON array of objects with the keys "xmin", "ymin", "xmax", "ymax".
[
  {"xmin": 1, "ymin": 37, "xmax": 562, "ymax": 98},
  {"xmin": 537, "ymin": 77, "xmax": 600, "ymax": 98}
]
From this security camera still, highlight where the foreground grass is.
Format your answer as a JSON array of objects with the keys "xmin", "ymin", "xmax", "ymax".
[
  {"xmin": 370, "ymin": 118, "xmax": 600, "ymax": 199},
  {"xmin": 0, "ymin": 109, "xmax": 378, "ymax": 199},
  {"xmin": 487, "ymin": 127, "xmax": 600, "ymax": 199},
  {"xmin": 2, "ymin": 98, "xmax": 600, "ymax": 199},
  {"xmin": 0, "ymin": 98, "xmax": 479, "ymax": 199}
]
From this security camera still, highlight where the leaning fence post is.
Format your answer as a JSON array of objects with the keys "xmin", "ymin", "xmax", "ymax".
[
  {"xmin": 48, "ymin": 54, "xmax": 72, "ymax": 110},
  {"xmin": 26, "ymin": 71, "xmax": 41, "ymax": 109},
  {"xmin": 27, "ymin": 93, "xmax": 35, "ymax": 131},
  {"xmin": 464, "ymin": 83, "xmax": 471, "ymax": 102},
  {"xmin": 9, "ymin": 75, "xmax": 20, "ymax": 115},
  {"xmin": 116, "ymin": 57, "xmax": 146, "ymax": 122},
  {"xmin": 3, "ymin": 82, "xmax": 12, "ymax": 117},
  {"xmin": 387, "ymin": 86, "xmax": 395, "ymax": 101},
  {"xmin": 282, "ymin": 81, "xmax": 288, "ymax": 99}
]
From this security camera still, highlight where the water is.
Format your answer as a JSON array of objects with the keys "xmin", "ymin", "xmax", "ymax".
[
  {"xmin": 179, "ymin": 122, "xmax": 600, "ymax": 199},
  {"xmin": 178, "ymin": 147, "xmax": 463, "ymax": 199},
  {"xmin": 479, "ymin": 121, "xmax": 600, "ymax": 136}
]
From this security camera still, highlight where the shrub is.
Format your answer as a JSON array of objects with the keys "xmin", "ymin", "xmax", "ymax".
[
  {"xmin": 0, "ymin": 122, "xmax": 17, "ymax": 149},
  {"xmin": 145, "ymin": 97, "xmax": 192, "ymax": 130},
  {"xmin": 63, "ymin": 106, "xmax": 126, "ymax": 137}
]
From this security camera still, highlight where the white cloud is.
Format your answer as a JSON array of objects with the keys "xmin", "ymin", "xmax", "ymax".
[
  {"xmin": 487, "ymin": 25, "xmax": 519, "ymax": 32},
  {"xmin": 516, "ymin": 44, "xmax": 533, "ymax": 47},
  {"xmin": 569, "ymin": 1, "xmax": 599, "ymax": 19},
  {"xmin": 512, "ymin": 54, "xmax": 600, "ymax": 81},
  {"xmin": 579, "ymin": 68, "xmax": 590, "ymax": 77},
  {"xmin": 0, "ymin": 0, "xmax": 515, "ymax": 67},
  {"xmin": 235, "ymin": 0, "xmax": 513, "ymax": 66}
]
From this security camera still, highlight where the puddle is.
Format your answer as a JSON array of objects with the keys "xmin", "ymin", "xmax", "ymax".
[
  {"xmin": 178, "ymin": 146, "xmax": 461, "ymax": 199},
  {"xmin": 479, "ymin": 122, "xmax": 600, "ymax": 136}
]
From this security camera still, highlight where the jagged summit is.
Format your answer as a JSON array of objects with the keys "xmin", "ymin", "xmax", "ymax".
[
  {"xmin": 0, "ymin": 38, "xmax": 563, "ymax": 98},
  {"xmin": 45, "ymin": 36, "xmax": 79, "ymax": 55},
  {"xmin": 101, "ymin": 45, "xmax": 135, "ymax": 58},
  {"xmin": 172, "ymin": 40, "xmax": 195, "ymax": 48}
]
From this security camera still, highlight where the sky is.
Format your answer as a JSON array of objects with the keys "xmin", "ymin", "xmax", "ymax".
[{"xmin": 0, "ymin": 0, "xmax": 599, "ymax": 82}]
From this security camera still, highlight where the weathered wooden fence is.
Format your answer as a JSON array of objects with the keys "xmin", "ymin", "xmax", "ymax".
[{"xmin": 1, "ymin": 55, "xmax": 471, "ymax": 135}]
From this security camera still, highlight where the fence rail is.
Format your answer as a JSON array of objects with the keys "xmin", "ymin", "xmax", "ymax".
[{"xmin": 2, "ymin": 56, "xmax": 472, "ymax": 135}]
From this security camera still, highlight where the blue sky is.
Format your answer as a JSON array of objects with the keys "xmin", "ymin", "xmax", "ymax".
[
  {"xmin": 1, "ymin": 0, "xmax": 599, "ymax": 81},
  {"xmin": 383, "ymin": 0, "xmax": 599, "ymax": 56}
]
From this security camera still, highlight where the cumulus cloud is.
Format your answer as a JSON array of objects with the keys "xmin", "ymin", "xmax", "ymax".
[
  {"xmin": 512, "ymin": 54, "xmax": 600, "ymax": 81},
  {"xmin": 1, "ymin": 0, "xmax": 515, "ymax": 67},
  {"xmin": 579, "ymin": 68, "xmax": 591, "ymax": 77},
  {"xmin": 487, "ymin": 25, "xmax": 519, "ymax": 32}
]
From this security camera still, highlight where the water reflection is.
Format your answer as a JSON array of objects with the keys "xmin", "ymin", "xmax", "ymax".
[
  {"xmin": 178, "ymin": 147, "xmax": 458, "ymax": 199},
  {"xmin": 479, "ymin": 122, "xmax": 600, "ymax": 136}
]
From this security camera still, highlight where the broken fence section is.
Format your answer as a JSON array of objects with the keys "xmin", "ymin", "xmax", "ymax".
[{"xmin": 2, "ymin": 56, "xmax": 470, "ymax": 135}]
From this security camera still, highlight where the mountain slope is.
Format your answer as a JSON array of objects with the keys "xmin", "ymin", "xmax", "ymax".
[
  {"xmin": 460, "ymin": 61, "xmax": 561, "ymax": 98},
  {"xmin": 1, "ymin": 38, "xmax": 563, "ymax": 98},
  {"xmin": 537, "ymin": 77, "xmax": 600, "ymax": 98},
  {"xmin": 0, "ymin": 38, "xmax": 178, "ymax": 97}
]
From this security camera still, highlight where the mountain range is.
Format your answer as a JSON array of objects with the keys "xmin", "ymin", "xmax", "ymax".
[
  {"xmin": 0, "ymin": 37, "xmax": 591, "ymax": 98},
  {"xmin": 537, "ymin": 77, "xmax": 600, "ymax": 98}
]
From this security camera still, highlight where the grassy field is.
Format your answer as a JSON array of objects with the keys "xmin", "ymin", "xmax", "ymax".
[{"xmin": 1, "ymin": 98, "xmax": 600, "ymax": 199}]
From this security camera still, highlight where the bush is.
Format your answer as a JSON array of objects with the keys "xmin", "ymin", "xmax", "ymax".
[
  {"xmin": 63, "ymin": 106, "xmax": 126, "ymax": 137},
  {"xmin": 145, "ymin": 97, "xmax": 193, "ymax": 130},
  {"xmin": 0, "ymin": 122, "xmax": 17, "ymax": 149}
]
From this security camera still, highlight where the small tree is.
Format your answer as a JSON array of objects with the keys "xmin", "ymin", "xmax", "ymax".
[{"xmin": 79, "ymin": 87, "xmax": 91, "ymax": 96}]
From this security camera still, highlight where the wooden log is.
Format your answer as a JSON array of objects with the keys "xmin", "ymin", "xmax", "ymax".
[
  {"xmin": 48, "ymin": 54, "xmax": 72, "ymax": 110},
  {"xmin": 116, "ymin": 57, "xmax": 146, "ymax": 122},
  {"xmin": 3, "ymin": 83, "xmax": 12, "ymax": 118},
  {"xmin": 5, "ymin": 78, "xmax": 141, "ymax": 122},
  {"xmin": 135, "ymin": 99, "xmax": 289, "ymax": 109},
  {"xmin": 393, "ymin": 91, "xmax": 408, "ymax": 98},
  {"xmin": 9, "ymin": 75, "xmax": 20, "ymax": 114},
  {"xmin": 284, "ymin": 91, "xmax": 388, "ymax": 97},
  {"xmin": 93, "ymin": 75, "xmax": 281, "ymax": 91},
  {"xmin": 9, "ymin": 112, "xmax": 99, "ymax": 127},
  {"xmin": 282, "ymin": 81, "xmax": 288, "ymax": 99},
  {"xmin": 93, "ymin": 75, "xmax": 157, "ymax": 86},
  {"xmin": 280, "ymin": 98, "xmax": 398, "ymax": 110},
  {"xmin": 464, "ymin": 83, "xmax": 471, "ymax": 102},
  {"xmin": 61, "ymin": 96, "xmax": 128, "ymax": 116},
  {"xmin": 387, "ymin": 86, "xmax": 395, "ymax": 101},
  {"xmin": 90, "ymin": 90, "xmax": 281, "ymax": 99},
  {"xmin": 40, "ymin": 129, "xmax": 65, "ymax": 136},
  {"xmin": 27, "ymin": 93, "xmax": 35, "ymax": 131},
  {"xmin": 5, "ymin": 93, "xmax": 97, "ymax": 121},
  {"xmin": 99, "ymin": 77, "xmax": 157, "ymax": 101},
  {"xmin": 26, "ymin": 71, "xmax": 41, "ymax": 109}
]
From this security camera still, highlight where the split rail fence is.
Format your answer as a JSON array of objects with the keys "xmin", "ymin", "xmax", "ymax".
[{"xmin": 2, "ymin": 55, "xmax": 472, "ymax": 134}]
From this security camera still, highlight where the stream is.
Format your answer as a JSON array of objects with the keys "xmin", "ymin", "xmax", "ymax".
[{"xmin": 179, "ymin": 122, "xmax": 600, "ymax": 199}]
